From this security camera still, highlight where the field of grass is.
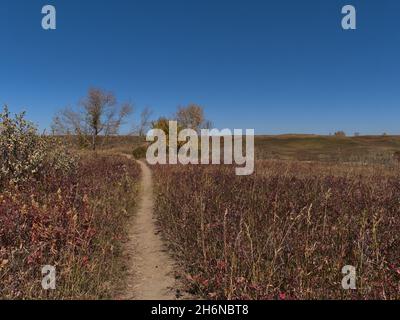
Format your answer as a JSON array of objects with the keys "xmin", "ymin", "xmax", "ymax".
[
  {"xmin": 3, "ymin": 128, "xmax": 400, "ymax": 300},
  {"xmin": 85, "ymin": 134, "xmax": 400, "ymax": 163},
  {"xmin": 255, "ymin": 135, "xmax": 400, "ymax": 163},
  {"xmin": 152, "ymin": 161, "xmax": 400, "ymax": 299},
  {"xmin": 1, "ymin": 154, "xmax": 140, "ymax": 299},
  {"xmin": 81, "ymin": 134, "xmax": 400, "ymax": 299},
  {"xmin": 60, "ymin": 135, "xmax": 145, "ymax": 155}
]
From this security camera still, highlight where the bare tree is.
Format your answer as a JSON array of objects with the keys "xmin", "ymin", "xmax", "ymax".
[
  {"xmin": 175, "ymin": 104, "xmax": 209, "ymax": 132},
  {"xmin": 203, "ymin": 119, "xmax": 213, "ymax": 130},
  {"xmin": 52, "ymin": 88, "xmax": 133, "ymax": 150},
  {"xmin": 135, "ymin": 106, "xmax": 153, "ymax": 137}
]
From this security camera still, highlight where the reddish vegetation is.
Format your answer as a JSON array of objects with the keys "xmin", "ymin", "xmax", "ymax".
[
  {"xmin": 153, "ymin": 161, "xmax": 400, "ymax": 300},
  {"xmin": 0, "ymin": 155, "xmax": 140, "ymax": 299}
]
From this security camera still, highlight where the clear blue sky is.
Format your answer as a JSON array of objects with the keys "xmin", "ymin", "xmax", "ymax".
[{"xmin": 1, "ymin": 0, "xmax": 399, "ymax": 135}]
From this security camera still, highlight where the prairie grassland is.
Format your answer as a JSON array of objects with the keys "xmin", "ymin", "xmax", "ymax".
[
  {"xmin": 152, "ymin": 160, "xmax": 400, "ymax": 299},
  {"xmin": 59, "ymin": 135, "xmax": 146, "ymax": 155},
  {"xmin": 64, "ymin": 134, "xmax": 400, "ymax": 163},
  {"xmin": 255, "ymin": 135, "xmax": 400, "ymax": 163},
  {"xmin": 0, "ymin": 154, "xmax": 140, "ymax": 299}
]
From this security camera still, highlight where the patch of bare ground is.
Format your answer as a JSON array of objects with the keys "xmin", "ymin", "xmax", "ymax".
[{"xmin": 117, "ymin": 158, "xmax": 191, "ymax": 300}]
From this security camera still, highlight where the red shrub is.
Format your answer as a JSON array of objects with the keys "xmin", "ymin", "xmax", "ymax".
[
  {"xmin": 0, "ymin": 155, "xmax": 140, "ymax": 299},
  {"xmin": 153, "ymin": 161, "xmax": 400, "ymax": 300}
]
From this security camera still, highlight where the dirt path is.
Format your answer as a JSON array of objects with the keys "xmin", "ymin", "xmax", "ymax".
[{"xmin": 119, "ymin": 159, "xmax": 178, "ymax": 300}]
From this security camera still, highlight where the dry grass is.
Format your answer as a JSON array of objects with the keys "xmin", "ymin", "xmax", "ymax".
[
  {"xmin": 152, "ymin": 160, "xmax": 400, "ymax": 300},
  {"xmin": 57, "ymin": 135, "xmax": 145, "ymax": 155},
  {"xmin": 59, "ymin": 134, "xmax": 400, "ymax": 163},
  {"xmin": 0, "ymin": 154, "xmax": 141, "ymax": 299},
  {"xmin": 255, "ymin": 135, "xmax": 400, "ymax": 163}
]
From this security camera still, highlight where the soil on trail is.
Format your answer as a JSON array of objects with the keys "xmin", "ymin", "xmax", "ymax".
[{"xmin": 118, "ymin": 159, "xmax": 183, "ymax": 300}]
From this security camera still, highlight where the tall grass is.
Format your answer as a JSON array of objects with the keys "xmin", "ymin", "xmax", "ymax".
[
  {"xmin": 0, "ymin": 154, "xmax": 140, "ymax": 299},
  {"xmin": 153, "ymin": 161, "xmax": 400, "ymax": 299}
]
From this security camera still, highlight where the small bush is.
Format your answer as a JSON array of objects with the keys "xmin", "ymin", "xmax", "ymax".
[
  {"xmin": 132, "ymin": 145, "xmax": 148, "ymax": 159},
  {"xmin": 334, "ymin": 131, "xmax": 346, "ymax": 137},
  {"xmin": 0, "ymin": 106, "xmax": 77, "ymax": 188}
]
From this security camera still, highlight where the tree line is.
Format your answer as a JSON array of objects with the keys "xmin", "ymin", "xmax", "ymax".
[{"xmin": 51, "ymin": 87, "xmax": 211, "ymax": 150}]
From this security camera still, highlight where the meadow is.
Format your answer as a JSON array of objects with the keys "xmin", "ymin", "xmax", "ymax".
[
  {"xmin": 151, "ymin": 137, "xmax": 400, "ymax": 300},
  {"xmin": 0, "ymin": 110, "xmax": 141, "ymax": 299},
  {"xmin": 95, "ymin": 134, "xmax": 400, "ymax": 164},
  {"xmin": 1, "ymin": 153, "xmax": 140, "ymax": 299},
  {"xmin": 64, "ymin": 134, "xmax": 400, "ymax": 300},
  {"xmin": 2, "ymin": 112, "xmax": 400, "ymax": 299}
]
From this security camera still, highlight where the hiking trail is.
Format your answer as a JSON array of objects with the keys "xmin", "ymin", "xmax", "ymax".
[{"xmin": 119, "ymin": 158, "xmax": 185, "ymax": 300}]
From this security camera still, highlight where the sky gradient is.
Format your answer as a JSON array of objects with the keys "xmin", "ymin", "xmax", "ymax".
[{"xmin": 1, "ymin": 0, "xmax": 399, "ymax": 135}]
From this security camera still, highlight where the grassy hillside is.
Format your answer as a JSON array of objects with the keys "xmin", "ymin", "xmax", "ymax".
[
  {"xmin": 77, "ymin": 134, "xmax": 400, "ymax": 164},
  {"xmin": 255, "ymin": 135, "xmax": 400, "ymax": 163}
]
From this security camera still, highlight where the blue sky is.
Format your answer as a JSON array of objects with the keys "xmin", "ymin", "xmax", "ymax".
[{"xmin": 1, "ymin": 0, "xmax": 399, "ymax": 135}]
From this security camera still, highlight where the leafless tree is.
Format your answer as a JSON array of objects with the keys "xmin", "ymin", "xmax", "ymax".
[
  {"xmin": 52, "ymin": 88, "xmax": 133, "ymax": 150},
  {"xmin": 134, "ymin": 106, "xmax": 153, "ymax": 137}
]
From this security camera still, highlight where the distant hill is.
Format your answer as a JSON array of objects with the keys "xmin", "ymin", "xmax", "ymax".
[
  {"xmin": 59, "ymin": 134, "xmax": 400, "ymax": 164},
  {"xmin": 255, "ymin": 135, "xmax": 400, "ymax": 162}
]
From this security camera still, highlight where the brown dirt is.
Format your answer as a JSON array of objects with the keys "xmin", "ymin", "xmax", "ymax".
[{"xmin": 118, "ymin": 158, "xmax": 184, "ymax": 300}]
